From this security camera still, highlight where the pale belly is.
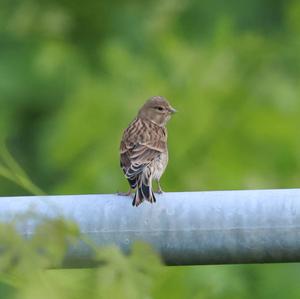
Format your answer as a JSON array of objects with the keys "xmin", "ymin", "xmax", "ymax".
[{"xmin": 152, "ymin": 151, "xmax": 169, "ymax": 181}]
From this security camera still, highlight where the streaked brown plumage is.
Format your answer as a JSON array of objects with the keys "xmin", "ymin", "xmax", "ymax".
[{"xmin": 119, "ymin": 96, "xmax": 176, "ymax": 206}]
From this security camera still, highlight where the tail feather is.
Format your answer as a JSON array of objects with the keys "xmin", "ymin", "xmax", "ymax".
[
  {"xmin": 141, "ymin": 180, "xmax": 150, "ymax": 198},
  {"xmin": 132, "ymin": 170, "xmax": 156, "ymax": 207}
]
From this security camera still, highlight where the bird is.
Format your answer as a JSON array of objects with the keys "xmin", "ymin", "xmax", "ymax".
[{"xmin": 119, "ymin": 96, "xmax": 176, "ymax": 207}]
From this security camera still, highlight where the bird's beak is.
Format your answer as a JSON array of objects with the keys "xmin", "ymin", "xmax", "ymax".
[{"xmin": 169, "ymin": 107, "xmax": 177, "ymax": 114}]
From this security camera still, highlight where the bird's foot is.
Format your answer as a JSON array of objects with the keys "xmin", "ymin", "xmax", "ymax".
[
  {"xmin": 117, "ymin": 190, "xmax": 132, "ymax": 196},
  {"xmin": 156, "ymin": 182, "xmax": 164, "ymax": 194}
]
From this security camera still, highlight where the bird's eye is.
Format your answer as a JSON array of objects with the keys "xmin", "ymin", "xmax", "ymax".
[{"xmin": 156, "ymin": 106, "xmax": 164, "ymax": 111}]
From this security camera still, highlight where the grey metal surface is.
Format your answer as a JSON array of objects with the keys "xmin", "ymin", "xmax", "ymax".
[{"xmin": 0, "ymin": 189, "xmax": 300, "ymax": 267}]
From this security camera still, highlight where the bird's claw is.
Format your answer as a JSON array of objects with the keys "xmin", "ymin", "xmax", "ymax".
[{"xmin": 117, "ymin": 191, "xmax": 132, "ymax": 196}]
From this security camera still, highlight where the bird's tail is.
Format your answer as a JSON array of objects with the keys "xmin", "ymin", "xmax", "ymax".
[{"xmin": 132, "ymin": 168, "xmax": 156, "ymax": 207}]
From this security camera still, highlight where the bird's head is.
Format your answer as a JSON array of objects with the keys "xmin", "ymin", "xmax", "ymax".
[{"xmin": 138, "ymin": 96, "xmax": 176, "ymax": 126}]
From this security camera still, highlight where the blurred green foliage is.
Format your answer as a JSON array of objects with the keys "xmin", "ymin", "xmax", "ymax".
[
  {"xmin": 0, "ymin": 219, "xmax": 162, "ymax": 299},
  {"xmin": 1, "ymin": 0, "xmax": 300, "ymax": 297}
]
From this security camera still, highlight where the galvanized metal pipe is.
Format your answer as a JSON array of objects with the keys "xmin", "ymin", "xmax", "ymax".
[{"xmin": 0, "ymin": 189, "xmax": 300, "ymax": 267}]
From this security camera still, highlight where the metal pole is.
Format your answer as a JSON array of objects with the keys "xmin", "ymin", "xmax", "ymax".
[{"xmin": 0, "ymin": 189, "xmax": 300, "ymax": 267}]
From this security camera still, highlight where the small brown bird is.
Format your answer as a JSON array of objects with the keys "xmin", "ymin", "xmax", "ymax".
[{"xmin": 119, "ymin": 96, "xmax": 176, "ymax": 206}]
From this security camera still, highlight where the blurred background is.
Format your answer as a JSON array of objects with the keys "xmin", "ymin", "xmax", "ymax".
[{"xmin": 1, "ymin": 0, "xmax": 300, "ymax": 297}]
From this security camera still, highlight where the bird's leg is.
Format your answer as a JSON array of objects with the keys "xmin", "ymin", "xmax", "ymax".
[
  {"xmin": 156, "ymin": 180, "xmax": 164, "ymax": 194},
  {"xmin": 117, "ymin": 188, "xmax": 132, "ymax": 196}
]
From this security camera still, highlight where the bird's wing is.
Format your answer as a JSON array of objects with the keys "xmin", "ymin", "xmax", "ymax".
[{"xmin": 120, "ymin": 119, "xmax": 166, "ymax": 188}]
